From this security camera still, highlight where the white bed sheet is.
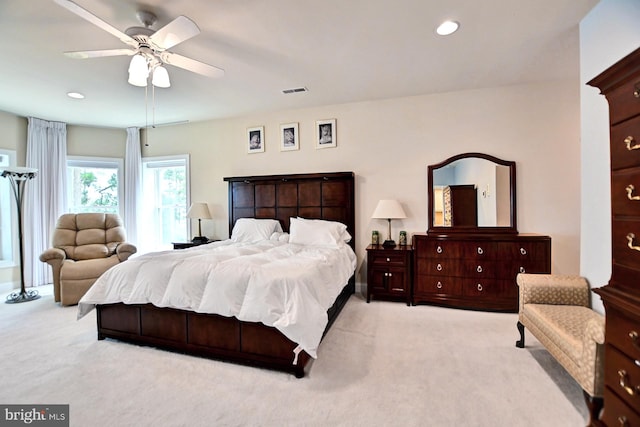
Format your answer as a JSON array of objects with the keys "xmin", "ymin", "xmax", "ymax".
[{"xmin": 78, "ymin": 239, "xmax": 357, "ymax": 358}]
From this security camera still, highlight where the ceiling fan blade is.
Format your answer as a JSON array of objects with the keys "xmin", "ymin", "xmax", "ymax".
[
  {"xmin": 64, "ymin": 48, "xmax": 136, "ymax": 59},
  {"xmin": 150, "ymin": 16, "xmax": 200, "ymax": 50},
  {"xmin": 54, "ymin": 0, "xmax": 138, "ymax": 48},
  {"xmin": 161, "ymin": 52, "xmax": 225, "ymax": 78}
]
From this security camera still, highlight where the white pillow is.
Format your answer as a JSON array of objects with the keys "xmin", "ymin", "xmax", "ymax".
[
  {"xmin": 231, "ymin": 218, "xmax": 283, "ymax": 243},
  {"xmin": 289, "ymin": 217, "xmax": 350, "ymax": 247}
]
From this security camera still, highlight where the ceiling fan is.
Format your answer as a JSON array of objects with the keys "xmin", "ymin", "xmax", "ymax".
[{"xmin": 54, "ymin": 0, "xmax": 224, "ymax": 88}]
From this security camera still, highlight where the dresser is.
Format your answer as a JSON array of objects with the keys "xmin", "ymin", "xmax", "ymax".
[
  {"xmin": 412, "ymin": 233, "xmax": 551, "ymax": 312},
  {"xmin": 588, "ymin": 47, "xmax": 640, "ymax": 426},
  {"xmin": 366, "ymin": 244, "xmax": 412, "ymax": 305}
]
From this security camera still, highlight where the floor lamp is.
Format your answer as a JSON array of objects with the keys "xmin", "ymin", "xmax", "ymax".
[{"xmin": 1, "ymin": 167, "xmax": 40, "ymax": 304}]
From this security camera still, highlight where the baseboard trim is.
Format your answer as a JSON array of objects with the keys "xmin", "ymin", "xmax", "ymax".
[{"xmin": 0, "ymin": 281, "xmax": 18, "ymax": 294}]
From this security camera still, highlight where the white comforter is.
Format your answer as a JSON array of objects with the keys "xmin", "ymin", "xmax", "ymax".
[{"xmin": 78, "ymin": 240, "xmax": 357, "ymax": 358}]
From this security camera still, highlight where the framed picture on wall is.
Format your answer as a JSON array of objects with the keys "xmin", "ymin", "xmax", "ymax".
[
  {"xmin": 247, "ymin": 126, "xmax": 264, "ymax": 153},
  {"xmin": 280, "ymin": 123, "xmax": 299, "ymax": 151},
  {"xmin": 315, "ymin": 119, "xmax": 336, "ymax": 149}
]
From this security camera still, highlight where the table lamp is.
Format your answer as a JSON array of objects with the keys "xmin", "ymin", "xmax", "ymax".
[
  {"xmin": 1, "ymin": 167, "xmax": 40, "ymax": 303},
  {"xmin": 186, "ymin": 202, "xmax": 212, "ymax": 243},
  {"xmin": 371, "ymin": 199, "xmax": 407, "ymax": 247}
]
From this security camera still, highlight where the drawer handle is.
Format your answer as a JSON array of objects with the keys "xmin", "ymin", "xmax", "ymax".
[
  {"xmin": 477, "ymin": 283, "xmax": 483, "ymax": 292},
  {"xmin": 520, "ymin": 247, "xmax": 527, "ymax": 255},
  {"xmin": 627, "ymin": 184, "xmax": 640, "ymax": 201},
  {"xmin": 436, "ymin": 246, "xmax": 443, "ymax": 254},
  {"xmin": 384, "ymin": 272, "xmax": 393, "ymax": 277},
  {"xmin": 437, "ymin": 263, "xmax": 443, "ymax": 271},
  {"xmin": 477, "ymin": 247, "xmax": 483, "ymax": 255},
  {"xmin": 617, "ymin": 415, "xmax": 629, "ymax": 427},
  {"xmin": 386, "ymin": 257, "xmax": 390, "ymax": 262},
  {"xmin": 617, "ymin": 370, "xmax": 640, "ymax": 396},
  {"xmin": 476, "ymin": 265, "xmax": 483, "ymax": 273},
  {"xmin": 519, "ymin": 266, "xmax": 526, "ymax": 273},
  {"xmin": 391, "ymin": 287, "xmax": 403, "ymax": 292},
  {"xmin": 436, "ymin": 281, "xmax": 443, "ymax": 289},
  {"xmin": 625, "ymin": 136, "xmax": 640, "ymax": 151},
  {"xmin": 627, "ymin": 233, "xmax": 640, "ymax": 251}
]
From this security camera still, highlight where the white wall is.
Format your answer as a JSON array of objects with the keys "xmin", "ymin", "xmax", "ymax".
[
  {"xmin": 141, "ymin": 78, "xmax": 583, "ymax": 288},
  {"xmin": 580, "ymin": 0, "xmax": 640, "ymax": 313}
]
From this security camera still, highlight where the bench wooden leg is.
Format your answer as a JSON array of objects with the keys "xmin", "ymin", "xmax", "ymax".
[
  {"xmin": 583, "ymin": 391, "xmax": 603, "ymax": 427},
  {"xmin": 515, "ymin": 321, "xmax": 525, "ymax": 348}
]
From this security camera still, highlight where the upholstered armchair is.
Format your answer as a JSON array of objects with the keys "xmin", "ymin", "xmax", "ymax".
[{"xmin": 40, "ymin": 213, "xmax": 136, "ymax": 306}]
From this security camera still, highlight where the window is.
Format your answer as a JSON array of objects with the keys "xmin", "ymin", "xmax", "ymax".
[
  {"xmin": 67, "ymin": 156, "xmax": 123, "ymax": 215},
  {"xmin": 0, "ymin": 149, "xmax": 16, "ymax": 267},
  {"xmin": 140, "ymin": 155, "xmax": 189, "ymax": 253}
]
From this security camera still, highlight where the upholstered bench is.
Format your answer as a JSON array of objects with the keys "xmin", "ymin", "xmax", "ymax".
[{"xmin": 515, "ymin": 273, "xmax": 605, "ymax": 426}]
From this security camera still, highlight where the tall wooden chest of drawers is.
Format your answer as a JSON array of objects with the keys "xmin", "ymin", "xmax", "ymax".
[
  {"xmin": 412, "ymin": 233, "xmax": 551, "ymax": 312},
  {"xmin": 589, "ymin": 47, "xmax": 640, "ymax": 425}
]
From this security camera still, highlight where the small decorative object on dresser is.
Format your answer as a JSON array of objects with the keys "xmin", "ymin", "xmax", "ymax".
[
  {"xmin": 588, "ymin": 47, "xmax": 640, "ymax": 426},
  {"xmin": 414, "ymin": 152, "xmax": 551, "ymax": 312},
  {"xmin": 366, "ymin": 244, "xmax": 412, "ymax": 306}
]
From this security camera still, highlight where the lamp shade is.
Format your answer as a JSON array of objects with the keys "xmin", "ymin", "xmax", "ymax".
[
  {"xmin": 152, "ymin": 65, "xmax": 171, "ymax": 88},
  {"xmin": 371, "ymin": 199, "xmax": 407, "ymax": 219},
  {"xmin": 186, "ymin": 202, "xmax": 212, "ymax": 219},
  {"xmin": 128, "ymin": 54, "xmax": 149, "ymax": 87}
]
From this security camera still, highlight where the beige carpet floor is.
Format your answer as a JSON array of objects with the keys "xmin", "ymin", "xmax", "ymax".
[{"xmin": 0, "ymin": 285, "xmax": 586, "ymax": 426}]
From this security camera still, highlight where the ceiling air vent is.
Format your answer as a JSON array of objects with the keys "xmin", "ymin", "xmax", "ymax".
[{"xmin": 282, "ymin": 87, "xmax": 308, "ymax": 94}]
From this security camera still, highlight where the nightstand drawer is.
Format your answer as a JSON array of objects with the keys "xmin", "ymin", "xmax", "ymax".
[{"xmin": 370, "ymin": 252, "xmax": 408, "ymax": 267}]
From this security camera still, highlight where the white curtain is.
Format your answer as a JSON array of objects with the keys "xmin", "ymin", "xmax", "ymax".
[
  {"xmin": 124, "ymin": 127, "xmax": 141, "ymax": 246},
  {"xmin": 23, "ymin": 117, "xmax": 67, "ymax": 287}
]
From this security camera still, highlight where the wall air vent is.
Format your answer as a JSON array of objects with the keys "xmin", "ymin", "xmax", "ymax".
[{"xmin": 282, "ymin": 87, "xmax": 308, "ymax": 94}]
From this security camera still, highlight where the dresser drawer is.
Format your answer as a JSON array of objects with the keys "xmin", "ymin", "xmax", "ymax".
[
  {"xmin": 602, "ymin": 387, "xmax": 640, "ymax": 427},
  {"xmin": 461, "ymin": 278, "xmax": 517, "ymax": 299},
  {"xmin": 496, "ymin": 258, "xmax": 550, "ymax": 279},
  {"xmin": 605, "ymin": 346, "xmax": 640, "ymax": 411},
  {"xmin": 613, "ymin": 167, "xmax": 640, "ymax": 215},
  {"xmin": 415, "ymin": 258, "xmax": 461, "ymax": 276},
  {"xmin": 612, "ymin": 114, "xmax": 640, "ymax": 171},
  {"xmin": 459, "ymin": 241, "xmax": 496, "ymax": 259},
  {"xmin": 606, "ymin": 77, "xmax": 640, "ymax": 126},
  {"xmin": 496, "ymin": 241, "xmax": 548, "ymax": 261},
  {"xmin": 414, "ymin": 275, "xmax": 462, "ymax": 296},
  {"xmin": 606, "ymin": 307, "xmax": 640, "ymax": 359},
  {"xmin": 413, "ymin": 238, "xmax": 461, "ymax": 259},
  {"xmin": 369, "ymin": 251, "xmax": 408, "ymax": 267},
  {"xmin": 461, "ymin": 260, "xmax": 497, "ymax": 278},
  {"xmin": 613, "ymin": 219, "xmax": 640, "ymax": 270}
]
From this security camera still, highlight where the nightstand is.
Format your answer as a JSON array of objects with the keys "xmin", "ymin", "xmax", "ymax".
[
  {"xmin": 172, "ymin": 240, "xmax": 215, "ymax": 250},
  {"xmin": 366, "ymin": 244, "xmax": 413, "ymax": 305}
]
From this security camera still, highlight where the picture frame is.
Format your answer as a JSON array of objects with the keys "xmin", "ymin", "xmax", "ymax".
[
  {"xmin": 315, "ymin": 119, "xmax": 336, "ymax": 149},
  {"xmin": 280, "ymin": 123, "xmax": 299, "ymax": 151},
  {"xmin": 247, "ymin": 126, "xmax": 264, "ymax": 153}
]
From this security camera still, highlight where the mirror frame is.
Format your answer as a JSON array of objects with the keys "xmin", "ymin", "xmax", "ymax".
[{"xmin": 427, "ymin": 152, "xmax": 517, "ymax": 234}]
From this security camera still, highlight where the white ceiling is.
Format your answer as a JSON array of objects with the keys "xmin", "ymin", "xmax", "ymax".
[{"xmin": 0, "ymin": 0, "xmax": 598, "ymax": 129}]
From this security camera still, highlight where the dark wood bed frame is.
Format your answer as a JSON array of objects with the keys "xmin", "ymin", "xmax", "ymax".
[{"xmin": 95, "ymin": 172, "xmax": 355, "ymax": 378}]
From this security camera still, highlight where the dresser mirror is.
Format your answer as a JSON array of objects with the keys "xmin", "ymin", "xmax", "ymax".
[{"xmin": 428, "ymin": 152, "xmax": 517, "ymax": 234}]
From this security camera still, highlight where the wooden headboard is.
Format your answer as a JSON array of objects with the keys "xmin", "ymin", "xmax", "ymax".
[{"xmin": 223, "ymin": 172, "xmax": 355, "ymax": 249}]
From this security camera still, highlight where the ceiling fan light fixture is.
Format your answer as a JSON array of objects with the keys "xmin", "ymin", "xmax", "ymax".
[
  {"xmin": 152, "ymin": 65, "xmax": 171, "ymax": 88},
  {"xmin": 128, "ymin": 54, "xmax": 148, "ymax": 75},
  {"xmin": 128, "ymin": 70, "xmax": 148, "ymax": 87}
]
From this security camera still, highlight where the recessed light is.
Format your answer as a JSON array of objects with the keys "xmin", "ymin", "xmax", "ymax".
[
  {"xmin": 67, "ymin": 92, "xmax": 85, "ymax": 99},
  {"xmin": 436, "ymin": 20, "xmax": 459, "ymax": 36}
]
